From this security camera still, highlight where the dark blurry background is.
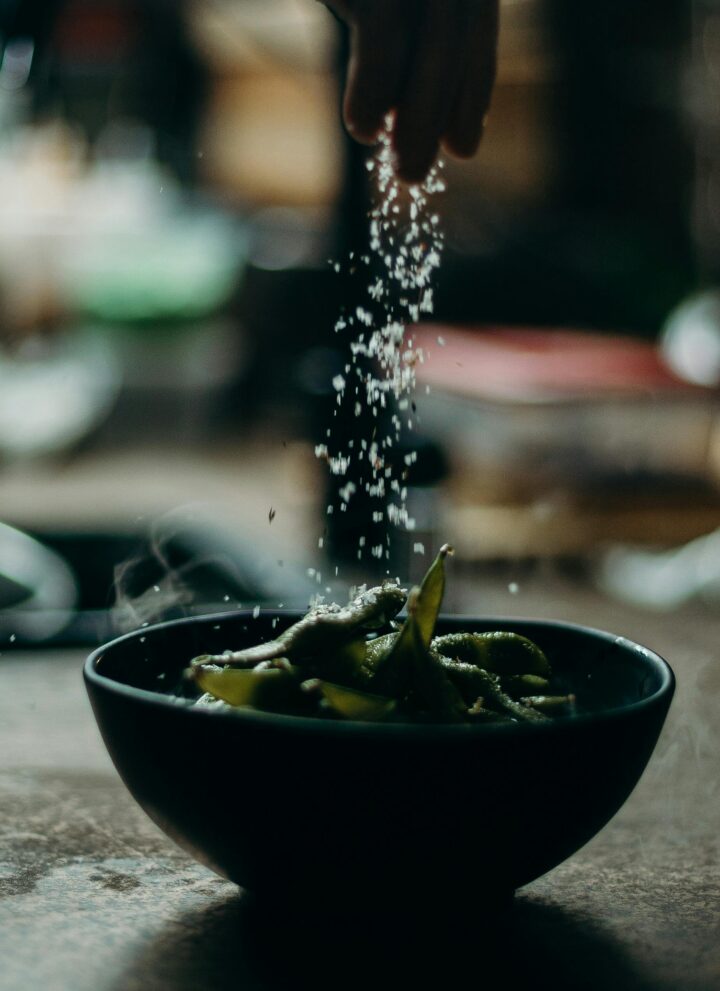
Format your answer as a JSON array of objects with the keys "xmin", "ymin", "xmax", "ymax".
[{"xmin": 1, "ymin": 0, "xmax": 720, "ymax": 642}]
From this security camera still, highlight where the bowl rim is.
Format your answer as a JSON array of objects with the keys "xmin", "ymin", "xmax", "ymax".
[{"xmin": 84, "ymin": 610, "xmax": 675, "ymax": 738}]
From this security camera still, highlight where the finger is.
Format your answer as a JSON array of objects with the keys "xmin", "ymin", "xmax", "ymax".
[
  {"xmin": 391, "ymin": 0, "xmax": 467, "ymax": 183},
  {"xmin": 342, "ymin": 4, "xmax": 412, "ymax": 145},
  {"xmin": 442, "ymin": 0, "xmax": 499, "ymax": 159}
]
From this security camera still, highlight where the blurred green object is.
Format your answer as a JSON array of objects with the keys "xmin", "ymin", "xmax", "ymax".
[{"xmin": 62, "ymin": 211, "xmax": 248, "ymax": 326}]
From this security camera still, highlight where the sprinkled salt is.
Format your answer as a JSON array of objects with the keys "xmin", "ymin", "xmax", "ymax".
[
  {"xmin": 339, "ymin": 481, "xmax": 357, "ymax": 502},
  {"xmin": 315, "ymin": 115, "xmax": 445, "ymax": 564}
]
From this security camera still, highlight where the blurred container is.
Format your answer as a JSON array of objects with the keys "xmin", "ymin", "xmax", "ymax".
[{"xmin": 413, "ymin": 324, "xmax": 719, "ymax": 486}]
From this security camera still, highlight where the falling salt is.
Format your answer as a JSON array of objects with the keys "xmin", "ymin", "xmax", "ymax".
[
  {"xmin": 339, "ymin": 481, "xmax": 357, "ymax": 502},
  {"xmin": 316, "ymin": 115, "xmax": 445, "ymax": 563},
  {"xmin": 508, "ymin": 582, "xmax": 520, "ymax": 595},
  {"xmin": 9, "ymin": 634, "xmax": 15, "ymax": 643},
  {"xmin": 413, "ymin": 542, "xmax": 425, "ymax": 554},
  {"xmin": 252, "ymin": 606, "xmax": 261, "ymax": 618}
]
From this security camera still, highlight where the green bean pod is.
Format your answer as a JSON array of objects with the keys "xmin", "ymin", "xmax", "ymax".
[
  {"xmin": 410, "ymin": 630, "xmax": 466, "ymax": 723},
  {"xmin": 369, "ymin": 545, "xmax": 453, "ymax": 701},
  {"xmin": 193, "ymin": 664, "xmax": 300, "ymax": 711},
  {"xmin": 434, "ymin": 653, "xmax": 547, "ymax": 723},
  {"xmin": 318, "ymin": 682, "xmax": 397, "ymax": 722},
  {"xmin": 362, "ymin": 632, "xmax": 399, "ymax": 677},
  {"xmin": 191, "ymin": 582, "xmax": 407, "ymax": 669},
  {"xmin": 431, "ymin": 632, "xmax": 550, "ymax": 677},
  {"xmin": 370, "ymin": 589, "xmax": 422, "ymax": 699},
  {"xmin": 414, "ymin": 543, "xmax": 453, "ymax": 647},
  {"xmin": 501, "ymin": 673, "xmax": 551, "ymax": 698},
  {"xmin": 520, "ymin": 694, "xmax": 576, "ymax": 714}
]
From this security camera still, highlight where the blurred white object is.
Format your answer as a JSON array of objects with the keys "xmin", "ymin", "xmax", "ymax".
[
  {"xmin": 597, "ymin": 528, "xmax": 720, "ymax": 609},
  {"xmin": 0, "ymin": 522, "xmax": 78, "ymax": 640},
  {"xmin": 0, "ymin": 125, "xmax": 248, "ymax": 336},
  {"xmin": 0, "ymin": 38, "xmax": 34, "ymax": 92},
  {"xmin": 0, "ymin": 329, "xmax": 121, "ymax": 460},
  {"xmin": 661, "ymin": 290, "xmax": 720, "ymax": 387}
]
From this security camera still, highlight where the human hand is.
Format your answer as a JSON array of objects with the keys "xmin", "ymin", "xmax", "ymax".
[{"xmin": 321, "ymin": 0, "xmax": 499, "ymax": 184}]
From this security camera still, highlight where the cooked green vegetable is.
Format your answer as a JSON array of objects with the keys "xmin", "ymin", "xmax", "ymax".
[
  {"xmin": 414, "ymin": 542, "xmax": 452, "ymax": 647},
  {"xmin": 187, "ymin": 545, "xmax": 571, "ymax": 725},
  {"xmin": 191, "ymin": 581, "xmax": 407, "ymax": 669},
  {"xmin": 317, "ymin": 682, "xmax": 397, "ymax": 722},
  {"xmin": 195, "ymin": 665, "xmax": 298, "ymax": 711},
  {"xmin": 521, "ymin": 694, "xmax": 576, "ymax": 714},
  {"xmin": 431, "ymin": 632, "xmax": 550, "ymax": 677}
]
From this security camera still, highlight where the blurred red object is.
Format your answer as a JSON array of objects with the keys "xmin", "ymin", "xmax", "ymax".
[{"xmin": 411, "ymin": 325, "xmax": 705, "ymax": 403}]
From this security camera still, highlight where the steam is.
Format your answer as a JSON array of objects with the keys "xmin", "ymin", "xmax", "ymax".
[
  {"xmin": 111, "ymin": 558, "xmax": 194, "ymax": 634},
  {"xmin": 111, "ymin": 512, "xmax": 224, "ymax": 634}
]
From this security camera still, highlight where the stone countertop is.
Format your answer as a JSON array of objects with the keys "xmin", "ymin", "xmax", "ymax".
[{"xmin": 1, "ymin": 576, "xmax": 719, "ymax": 991}]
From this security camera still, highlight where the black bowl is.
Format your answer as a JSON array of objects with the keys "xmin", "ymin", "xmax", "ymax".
[{"xmin": 84, "ymin": 612, "xmax": 674, "ymax": 908}]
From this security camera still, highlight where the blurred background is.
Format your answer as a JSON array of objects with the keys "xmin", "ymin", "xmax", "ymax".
[{"xmin": 1, "ymin": 0, "xmax": 720, "ymax": 647}]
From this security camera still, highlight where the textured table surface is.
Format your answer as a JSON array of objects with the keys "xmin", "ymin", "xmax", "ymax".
[{"xmin": 1, "ymin": 574, "xmax": 719, "ymax": 991}]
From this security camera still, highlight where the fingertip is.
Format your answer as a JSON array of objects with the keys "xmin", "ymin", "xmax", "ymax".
[
  {"xmin": 393, "ymin": 155, "xmax": 435, "ymax": 186},
  {"xmin": 343, "ymin": 96, "xmax": 385, "ymax": 147},
  {"xmin": 391, "ymin": 132, "xmax": 439, "ymax": 185},
  {"xmin": 345, "ymin": 118, "xmax": 381, "ymax": 147},
  {"xmin": 441, "ymin": 130, "xmax": 482, "ymax": 160}
]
